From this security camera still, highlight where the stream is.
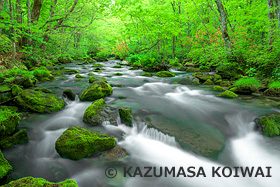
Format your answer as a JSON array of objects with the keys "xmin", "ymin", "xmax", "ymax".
[{"xmin": 3, "ymin": 60, "xmax": 280, "ymax": 187}]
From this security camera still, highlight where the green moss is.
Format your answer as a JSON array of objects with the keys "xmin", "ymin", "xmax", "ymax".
[
  {"xmin": 218, "ymin": 90, "xmax": 238, "ymax": 98},
  {"xmin": 141, "ymin": 72, "xmax": 152, "ymax": 77},
  {"xmin": 0, "ymin": 150, "xmax": 12, "ymax": 179},
  {"xmin": 92, "ymin": 63, "xmax": 104, "ymax": 67},
  {"xmin": 0, "ymin": 85, "xmax": 11, "ymax": 92},
  {"xmin": 0, "ymin": 129, "xmax": 29, "ymax": 150},
  {"xmin": 63, "ymin": 89, "xmax": 75, "ymax": 101},
  {"xmin": 89, "ymin": 76, "xmax": 107, "ymax": 83},
  {"xmin": 110, "ymin": 83, "xmax": 123, "ymax": 87},
  {"xmin": 269, "ymin": 81, "xmax": 280, "ymax": 89},
  {"xmin": 2, "ymin": 177, "xmax": 78, "ymax": 187},
  {"xmin": 79, "ymin": 81, "xmax": 113, "ymax": 101},
  {"xmin": 185, "ymin": 67, "xmax": 200, "ymax": 72},
  {"xmin": 34, "ymin": 87, "xmax": 52, "ymax": 93},
  {"xmin": 113, "ymin": 65, "xmax": 122, "ymax": 68},
  {"xmin": 129, "ymin": 66, "xmax": 139, "ymax": 70},
  {"xmin": 75, "ymin": 74, "xmax": 85, "ymax": 78},
  {"xmin": 0, "ymin": 92, "xmax": 12, "ymax": 103},
  {"xmin": 212, "ymin": 86, "xmax": 225, "ymax": 91},
  {"xmin": 114, "ymin": 73, "xmax": 123, "ymax": 76},
  {"xmin": 119, "ymin": 107, "xmax": 132, "ymax": 126},
  {"xmin": 220, "ymin": 80, "xmax": 231, "ymax": 87},
  {"xmin": 88, "ymin": 72, "xmax": 95, "ymax": 76},
  {"xmin": 15, "ymin": 89, "xmax": 65, "ymax": 113},
  {"xmin": 11, "ymin": 85, "xmax": 22, "ymax": 96},
  {"xmin": 55, "ymin": 126, "xmax": 116, "ymax": 160},
  {"xmin": 264, "ymin": 81, "xmax": 280, "ymax": 96},
  {"xmin": 193, "ymin": 72, "xmax": 213, "ymax": 81},
  {"xmin": 74, "ymin": 78, "xmax": 82, "ymax": 82},
  {"xmin": 234, "ymin": 77, "xmax": 261, "ymax": 88},
  {"xmin": 94, "ymin": 70, "xmax": 102, "ymax": 72},
  {"xmin": 83, "ymin": 99, "xmax": 105, "ymax": 125},
  {"xmin": 214, "ymin": 74, "xmax": 222, "ymax": 80},
  {"xmin": 258, "ymin": 114, "xmax": 280, "ymax": 136},
  {"xmin": 64, "ymin": 69, "xmax": 79, "ymax": 75},
  {"xmin": 203, "ymin": 79, "xmax": 214, "ymax": 85},
  {"xmin": 0, "ymin": 106, "xmax": 20, "ymax": 138},
  {"xmin": 192, "ymin": 79, "xmax": 200, "ymax": 85},
  {"xmin": 156, "ymin": 71, "xmax": 175, "ymax": 77}
]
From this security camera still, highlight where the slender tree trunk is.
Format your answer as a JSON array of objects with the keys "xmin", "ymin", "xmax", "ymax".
[
  {"xmin": 274, "ymin": 0, "xmax": 280, "ymax": 29},
  {"xmin": 31, "ymin": 0, "xmax": 43, "ymax": 23},
  {"xmin": 27, "ymin": 0, "xmax": 31, "ymax": 45},
  {"xmin": 214, "ymin": 0, "xmax": 231, "ymax": 53},
  {"xmin": 8, "ymin": 0, "xmax": 16, "ymax": 59},
  {"xmin": 16, "ymin": 0, "xmax": 22, "ymax": 47},
  {"xmin": 267, "ymin": 0, "xmax": 275, "ymax": 46},
  {"xmin": 0, "ymin": 0, "xmax": 4, "ymax": 35}
]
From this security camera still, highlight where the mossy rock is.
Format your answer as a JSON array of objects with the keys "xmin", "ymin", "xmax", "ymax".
[
  {"xmin": 93, "ymin": 70, "xmax": 102, "ymax": 73},
  {"xmin": 0, "ymin": 129, "xmax": 29, "ymax": 150},
  {"xmin": 156, "ymin": 71, "xmax": 175, "ymax": 77},
  {"xmin": 264, "ymin": 88, "xmax": 280, "ymax": 97},
  {"xmin": 15, "ymin": 90, "xmax": 65, "ymax": 113},
  {"xmin": 83, "ymin": 99, "xmax": 117, "ymax": 126},
  {"xmin": 55, "ymin": 126, "xmax": 116, "ymax": 160},
  {"xmin": 185, "ymin": 67, "xmax": 200, "ymax": 72},
  {"xmin": 256, "ymin": 113, "xmax": 280, "ymax": 137},
  {"xmin": 220, "ymin": 80, "xmax": 231, "ymax": 87},
  {"xmin": 34, "ymin": 87, "xmax": 52, "ymax": 93},
  {"xmin": 0, "ymin": 150, "xmax": 12, "ymax": 180},
  {"xmin": 88, "ymin": 73, "xmax": 95, "ymax": 76},
  {"xmin": 100, "ymin": 146, "xmax": 128, "ymax": 162},
  {"xmin": 58, "ymin": 56, "xmax": 72, "ymax": 64},
  {"xmin": 215, "ymin": 79, "xmax": 222, "ymax": 85},
  {"xmin": 63, "ymin": 89, "xmax": 75, "ymax": 101},
  {"xmin": 203, "ymin": 79, "xmax": 214, "ymax": 85},
  {"xmin": 2, "ymin": 177, "xmax": 78, "ymax": 187},
  {"xmin": 92, "ymin": 63, "xmax": 104, "ymax": 68},
  {"xmin": 113, "ymin": 65, "xmax": 122, "ymax": 68},
  {"xmin": 64, "ymin": 69, "xmax": 79, "ymax": 75},
  {"xmin": 35, "ymin": 74, "xmax": 54, "ymax": 82},
  {"xmin": 89, "ymin": 76, "xmax": 107, "ymax": 83},
  {"xmin": 114, "ymin": 73, "xmax": 123, "ymax": 76},
  {"xmin": 141, "ymin": 72, "xmax": 152, "ymax": 77},
  {"xmin": 0, "ymin": 92, "xmax": 12, "ymax": 103},
  {"xmin": 214, "ymin": 74, "xmax": 222, "ymax": 81},
  {"xmin": 75, "ymin": 74, "xmax": 85, "ymax": 78},
  {"xmin": 200, "ymin": 66, "xmax": 211, "ymax": 72},
  {"xmin": 212, "ymin": 86, "xmax": 225, "ymax": 91},
  {"xmin": 79, "ymin": 81, "xmax": 113, "ymax": 101},
  {"xmin": 192, "ymin": 78, "xmax": 200, "ymax": 85},
  {"xmin": 218, "ymin": 90, "xmax": 238, "ymax": 98},
  {"xmin": 11, "ymin": 85, "xmax": 22, "ymax": 97},
  {"xmin": 109, "ymin": 83, "xmax": 123, "ymax": 88},
  {"xmin": 14, "ymin": 77, "xmax": 36, "ymax": 88},
  {"xmin": 0, "ymin": 106, "xmax": 20, "ymax": 138},
  {"xmin": 0, "ymin": 85, "xmax": 11, "ymax": 93},
  {"xmin": 118, "ymin": 107, "xmax": 132, "ymax": 126},
  {"xmin": 129, "ymin": 66, "xmax": 139, "ymax": 70},
  {"xmin": 193, "ymin": 72, "xmax": 213, "ymax": 81}
]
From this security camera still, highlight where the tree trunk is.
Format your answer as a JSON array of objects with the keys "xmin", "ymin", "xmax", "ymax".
[
  {"xmin": 31, "ymin": 0, "xmax": 43, "ymax": 23},
  {"xmin": 274, "ymin": 0, "xmax": 280, "ymax": 29},
  {"xmin": 214, "ymin": 0, "xmax": 231, "ymax": 53},
  {"xmin": 0, "ymin": 0, "xmax": 4, "ymax": 35},
  {"xmin": 267, "ymin": 0, "xmax": 275, "ymax": 46},
  {"xmin": 16, "ymin": 0, "xmax": 23, "ymax": 47},
  {"xmin": 8, "ymin": 0, "xmax": 16, "ymax": 59}
]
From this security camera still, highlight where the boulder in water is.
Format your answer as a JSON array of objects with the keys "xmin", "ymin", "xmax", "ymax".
[
  {"xmin": 100, "ymin": 146, "xmax": 128, "ymax": 162},
  {"xmin": 15, "ymin": 89, "xmax": 65, "ymax": 113},
  {"xmin": 156, "ymin": 71, "xmax": 175, "ymax": 77},
  {"xmin": 119, "ymin": 107, "xmax": 132, "ymax": 126},
  {"xmin": 79, "ymin": 81, "xmax": 113, "ymax": 101},
  {"xmin": 256, "ymin": 113, "xmax": 280, "ymax": 136},
  {"xmin": 212, "ymin": 86, "xmax": 225, "ymax": 91},
  {"xmin": 141, "ymin": 72, "xmax": 152, "ymax": 77},
  {"xmin": 0, "ymin": 129, "xmax": 29, "ymax": 149},
  {"xmin": 89, "ymin": 76, "xmax": 107, "ymax": 83},
  {"xmin": 63, "ymin": 89, "xmax": 75, "ymax": 101},
  {"xmin": 0, "ymin": 150, "xmax": 12, "ymax": 180},
  {"xmin": 218, "ymin": 90, "xmax": 238, "ymax": 98},
  {"xmin": 0, "ymin": 106, "xmax": 20, "ymax": 138},
  {"xmin": 55, "ymin": 126, "xmax": 116, "ymax": 160}
]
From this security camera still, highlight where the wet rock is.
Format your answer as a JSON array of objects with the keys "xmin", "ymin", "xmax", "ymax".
[
  {"xmin": 156, "ymin": 71, "xmax": 175, "ymax": 77},
  {"xmin": 256, "ymin": 113, "xmax": 280, "ymax": 136},
  {"xmin": 230, "ymin": 86, "xmax": 257, "ymax": 95},
  {"xmin": 220, "ymin": 80, "xmax": 231, "ymax": 87},
  {"xmin": 63, "ymin": 89, "xmax": 75, "ymax": 101},
  {"xmin": 88, "ymin": 72, "xmax": 95, "ymax": 76},
  {"xmin": 92, "ymin": 63, "xmax": 104, "ymax": 68},
  {"xmin": 0, "ymin": 150, "xmax": 13, "ymax": 180},
  {"xmin": 129, "ymin": 66, "xmax": 139, "ymax": 70},
  {"xmin": 83, "ymin": 99, "xmax": 117, "ymax": 126},
  {"xmin": 212, "ymin": 86, "xmax": 225, "ymax": 91},
  {"xmin": 14, "ymin": 77, "xmax": 36, "ymax": 88},
  {"xmin": 2, "ymin": 177, "xmax": 78, "ymax": 187},
  {"xmin": 55, "ymin": 126, "xmax": 116, "ymax": 160},
  {"xmin": 141, "ymin": 72, "xmax": 152, "ymax": 77},
  {"xmin": 218, "ymin": 90, "xmax": 238, "ymax": 98},
  {"xmin": 203, "ymin": 79, "xmax": 214, "ymax": 85},
  {"xmin": 15, "ymin": 89, "xmax": 65, "ymax": 113},
  {"xmin": 193, "ymin": 72, "xmax": 213, "ymax": 82},
  {"xmin": 75, "ymin": 74, "xmax": 85, "ymax": 78},
  {"xmin": 0, "ymin": 129, "xmax": 29, "ymax": 150},
  {"xmin": 113, "ymin": 65, "xmax": 122, "ymax": 68},
  {"xmin": 89, "ymin": 76, "xmax": 107, "ymax": 83},
  {"xmin": 110, "ymin": 83, "xmax": 123, "ymax": 88},
  {"xmin": 0, "ymin": 106, "xmax": 20, "ymax": 138},
  {"xmin": 34, "ymin": 87, "xmax": 52, "ymax": 93},
  {"xmin": 100, "ymin": 146, "xmax": 128, "ymax": 162},
  {"xmin": 114, "ymin": 73, "xmax": 123, "ymax": 76},
  {"xmin": 58, "ymin": 56, "xmax": 72, "ymax": 64},
  {"xmin": 118, "ymin": 107, "xmax": 132, "ymax": 126},
  {"xmin": 185, "ymin": 67, "xmax": 200, "ymax": 72},
  {"xmin": 79, "ymin": 81, "xmax": 113, "ymax": 101},
  {"xmin": 74, "ymin": 78, "xmax": 82, "ymax": 82},
  {"xmin": 264, "ymin": 88, "xmax": 280, "ymax": 97},
  {"xmin": 64, "ymin": 69, "xmax": 79, "ymax": 75}
]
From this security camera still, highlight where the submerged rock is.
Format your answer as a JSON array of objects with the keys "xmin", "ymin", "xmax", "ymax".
[
  {"xmin": 15, "ymin": 89, "xmax": 65, "ymax": 113},
  {"xmin": 218, "ymin": 90, "xmax": 238, "ymax": 98},
  {"xmin": 75, "ymin": 74, "xmax": 85, "ymax": 78},
  {"xmin": 212, "ymin": 86, "xmax": 225, "ymax": 91},
  {"xmin": 0, "ymin": 150, "xmax": 12, "ymax": 180},
  {"xmin": 156, "ymin": 71, "xmax": 175, "ymax": 77},
  {"xmin": 114, "ymin": 73, "xmax": 123, "ymax": 76},
  {"xmin": 79, "ymin": 81, "xmax": 113, "ymax": 101},
  {"xmin": 83, "ymin": 99, "xmax": 117, "ymax": 126},
  {"xmin": 63, "ymin": 89, "xmax": 75, "ymax": 101},
  {"xmin": 113, "ymin": 65, "xmax": 122, "ymax": 68},
  {"xmin": 2, "ymin": 177, "xmax": 78, "ymax": 187},
  {"xmin": 0, "ymin": 129, "xmax": 29, "ymax": 149},
  {"xmin": 55, "ymin": 126, "xmax": 116, "ymax": 160},
  {"xmin": 100, "ymin": 146, "xmax": 128, "ymax": 162},
  {"xmin": 256, "ymin": 113, "xmax": 280, "ymax": 136},
  {"xmin": 0, "ymin": 106, "xmax": 20, "ymax": 138},
  {"xmin": 118, "ymin": 107, "xmax": 132, "ymax": 126},
  {"xmin": 89, "ymin": 76, "xmax": 107, "ymax": 83},
  {"xmin": 64, "ymin": 69, "xmax": 79, "ymax": 75}
]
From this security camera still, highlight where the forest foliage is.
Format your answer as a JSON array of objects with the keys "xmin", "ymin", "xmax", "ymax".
[{"xmin": 0, "ymin": 0, "xmax": 279, "ymax": 80}]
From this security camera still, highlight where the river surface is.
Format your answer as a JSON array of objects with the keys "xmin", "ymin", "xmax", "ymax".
[{"xmin": 3, "ymin": 60, "xmax": 280, "ymax": 187}]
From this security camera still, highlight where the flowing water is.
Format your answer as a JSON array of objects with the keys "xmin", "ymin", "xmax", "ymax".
[{"xmin": 3, "ymin": 60, "xmax": 280, "ymax": 187}]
